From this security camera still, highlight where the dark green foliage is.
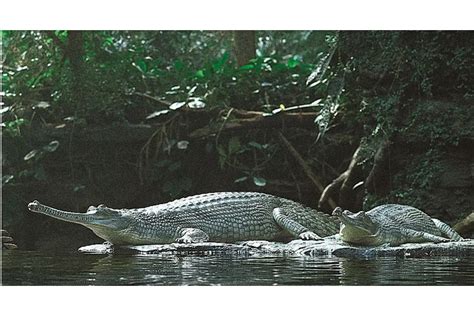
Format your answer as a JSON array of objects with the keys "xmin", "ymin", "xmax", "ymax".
[{"xmin": 2, "ymin": 30, "xmax": 473, "ymax": 206}]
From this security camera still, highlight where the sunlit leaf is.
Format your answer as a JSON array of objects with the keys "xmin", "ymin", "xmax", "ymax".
[
  {"xmin": 195, "ymin": 70, "xmax": 205, "ymax": 78},
  {"xmin": 177, "ymin": 140, "xmax": 189, "ymax": 150},
  {"xmin": 287, "ymin": 58, "xmax": 300, "ymax": 68},
  {"xmin": 43, "ymin": 140, "xmax": 59, "ymax": 152},
  {"xmin": 188, "ymin": 85, "xmax": 198, "ymax": 96},
  {"xmin": 253, "ymin": 176, "xmax": 267, "ymax": 187},
  {"xmin": 306, "ymin": 40, "xmax": 338, "ymax": 86},
  {"xmin": 187, "ymin": 98, "xmax": 206, "ymax": 109},
  {"xmin": 2, "ymin": 175, "xmax": 14, "ymax": 185},
  {"xmin": 169, "ymin": 102, "xmax": 186, "ymax": 110},
  {"xmin": 146, "ymin": 109, "xmax": 170, "ymax": 119},
  {"xmin": 24, "ymin": 149, "xmax": 39, "ymax": 161}
]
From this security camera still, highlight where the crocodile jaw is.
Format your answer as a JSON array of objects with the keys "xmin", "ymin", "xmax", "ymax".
[
  {"xmin": 339, "ymin": 223, "xmax": 380, "ymax": 245},
  {"xmin": 333, "ymin": 209, "xmax": 381, "ymax": 245},
  {"xmin": 28, "ymin": 200, "xmax": 126, "ymax": 233}
]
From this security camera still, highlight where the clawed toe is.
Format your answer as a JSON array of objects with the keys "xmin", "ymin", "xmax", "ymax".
[
  {"xmin": 176, "ymin": 237, "xmax": 193, "ymax": 243},
  {"xmin": 299, "ymin": 231, "xmax": 322, "ymax": 240}
]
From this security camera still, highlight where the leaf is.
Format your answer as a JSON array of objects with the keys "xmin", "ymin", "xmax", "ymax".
[
  {"xmin": 169, "ymin": 102, "xmax": 186, "ymax": 110},
  {"xmin": 146, "ymin": 109, "xmax": 170, "ymax": 119},
  {"xmin": 43, "ymin": 140, "xmax": 59, "ymax": 152},
  {"xmin": 188, "ymin": 85, "xmax": 198, "ymax": 96},
  {"xmin": 234, "ymin": 176, "xmax": 248, "ymax": 183},
  {"xmin": 73, "ymin": 184, "xmax": 86, "ymax": 192},
  {"xmin": 24, "ymin": 149, "xmax": 39, "ymax": 161},
  {"xmin": 33, "ymin": 101, "xmax": 51, "ymax": 109},
  {"xmin": 195, "ymin": 69, "xmax": 205, "ymax": 78},
  {"xmin": 2, "ymin": 175, "xmax": 14, "ymax": 185},
  {"xmin": 212, "ymin": 51, "xmax": 229, "ymax": 72},
  {"xmin": 287, "ymin": 57, "xmax": 301, "ymax": 68},
  {"xmin": 174, "ymin": 60, "xmax": 184, "ymax": 71},
  {"xmin": 133, "ymin": 60, "xmax": 147, "ymax": 73},
  {"xmin": 248, "ymin": 141, "xmax": 263, "ymax": 149},
  {"xmin": 253, "ymin": 176, "xmax": 267, "ymax": 187},
  {"xmin": 306, "ymin": 41, "xmax": 338, "ymax": 86},
  {"xmin": 187, "ymin": 98, "xmax": 206, "ymax": 109},
  {"xmin": 239, "ymin": 64, "xmax": 255, "ymax": 70},
  {"xmin": 176, "ymin": 140, "xmax": 189, "ymax": 150},
  {"xmin": 0, "ymin": 106, "xmax": 11, "ymax": 114}
]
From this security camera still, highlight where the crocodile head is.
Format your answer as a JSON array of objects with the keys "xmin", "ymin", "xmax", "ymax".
[
  {"xmin": 28, "ymin": 200, "xmax": 129, "ymax": 243},
  {"xmin": 332, "ymin": 207, "xmax": 379, "ymax": 245}
]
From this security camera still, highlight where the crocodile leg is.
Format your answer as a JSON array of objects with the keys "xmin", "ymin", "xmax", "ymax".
[
  {"xmin": 272, "ymin": 208, "xmax": 322, "ymax": 240},
  {"xmin": 432, "ymin": 218, "xmax": 463, "ymax": 241},
  {"xmin": 176, "ymin": 228, "xmax": 210, "ymax": 243},
  {"xmin": 401, "ymin": 228, "xmax": 449, "ymax": 243}
]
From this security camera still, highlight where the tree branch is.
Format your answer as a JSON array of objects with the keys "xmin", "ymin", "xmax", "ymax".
[{"xmin": 189, "ymin": 111, "xmax": 318, "ymax": 138}]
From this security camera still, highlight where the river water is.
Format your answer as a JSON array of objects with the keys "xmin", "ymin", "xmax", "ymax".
[{"xmin": 2, "ymin": 250, "xmax": 474, "ymax": 285}]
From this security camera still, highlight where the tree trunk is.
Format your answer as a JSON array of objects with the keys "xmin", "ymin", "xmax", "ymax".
[
  {"xmin": 66, "ymin": 31, "xmax": 85, "ymax": 111},
  {"xmin": 234, "ymin": 31, "xmax": 256, "ymax": 66}
]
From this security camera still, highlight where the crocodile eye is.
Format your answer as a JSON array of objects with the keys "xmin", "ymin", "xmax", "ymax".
[{"xmin": 98, "ymin": 204, "xmax": 107, "ymax": 208}]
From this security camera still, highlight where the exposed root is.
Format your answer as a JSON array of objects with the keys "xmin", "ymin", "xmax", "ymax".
[
  {"xmin": 318, "ymin": 142, "xmax": 365, "ymax": 210},
  {"xmin": 278, "ymin": 132, "xmax": 337, "ymax": 210}
]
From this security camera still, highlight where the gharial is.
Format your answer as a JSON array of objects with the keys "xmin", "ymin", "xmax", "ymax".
[
  {"xmin": 28, "ymin": 192, "xmax": 339, "ymax": 245},
  {"xmin": 332, "ymin": 204, "xmax": 463, "ymax": 246}
]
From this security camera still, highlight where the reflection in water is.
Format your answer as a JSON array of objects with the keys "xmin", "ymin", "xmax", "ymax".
[{"xmin": 2, "ymin": 251, "xmax": 474, "ymax": 285}]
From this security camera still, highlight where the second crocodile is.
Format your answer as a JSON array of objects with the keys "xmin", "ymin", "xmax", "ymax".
[
  {"xmin": 332, "ymin": 204, "xmax": 463, "ymax": 246},
  {"xmin": 28, "ymin": 192, "xmax": 339, "ymax": 245}
]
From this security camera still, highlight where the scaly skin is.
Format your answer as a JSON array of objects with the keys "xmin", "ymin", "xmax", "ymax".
[
  {"xmin": 332, "ymin": 204, "xmax": 463, "ymax": 246},
  {"xmin": 28, "ymin": 192, "xmax": 339, "ymax": 245}
]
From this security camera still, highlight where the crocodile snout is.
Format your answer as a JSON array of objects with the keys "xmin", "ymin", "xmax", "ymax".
[
  {"xmin": 332, "ymin": 207, "xmax": 354, "ymax": 218},
  {"xmin": 28, "ymin": 200, "xmax": 40, "ymax": 212}
]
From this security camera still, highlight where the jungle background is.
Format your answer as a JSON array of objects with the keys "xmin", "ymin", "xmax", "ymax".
[{"xmin": 2, "ymin": 31, "xmax": 473, "ymax": 250}]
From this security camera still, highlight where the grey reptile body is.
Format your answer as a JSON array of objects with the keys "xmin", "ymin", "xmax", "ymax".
[
  {"xmin": 28, "ymin": 192, "xmax": 339, "ymax": 245},
  {"xmin": 333, "ymin": 204, "xmax": 463, "ymax": 246}
]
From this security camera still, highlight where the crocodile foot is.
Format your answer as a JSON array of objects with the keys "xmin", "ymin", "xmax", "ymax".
[
  {"xmin": 298, "ymin": 231, "xmax": 322, "ymax": 241},
  {"xmin": 2, "ymin": 229, "xmax": 18, "ymax": 250},
  {"xmin": 176, "ymin": 236, "xmax": 197, "ymax": 243}
]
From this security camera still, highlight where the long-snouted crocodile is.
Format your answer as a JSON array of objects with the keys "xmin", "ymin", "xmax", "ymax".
[
  {"xmin": 332, "ymin": 204, "xmax": 463, "ymax": 246},
  {"xmin": 28, "ymin": 192, "xmax": 339, "ymax": 245}
]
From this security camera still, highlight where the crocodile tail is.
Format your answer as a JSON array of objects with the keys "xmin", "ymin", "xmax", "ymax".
[{"xmin": 432, "ymin": 218, "xmax": 463, "ymax": 241}]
